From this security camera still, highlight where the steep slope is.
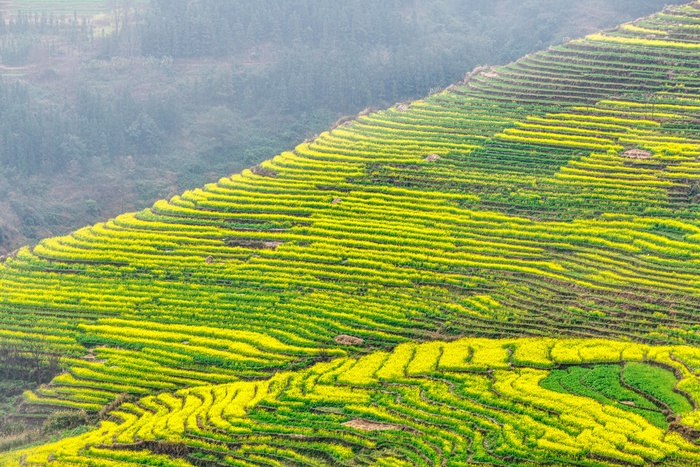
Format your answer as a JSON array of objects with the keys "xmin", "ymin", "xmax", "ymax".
[{"xmin": 1, "ymin": 2, "xmax": 700, "ymax": 464}]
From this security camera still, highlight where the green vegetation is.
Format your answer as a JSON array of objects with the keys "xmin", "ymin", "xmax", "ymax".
[
  {"xmin": 1, "ymin": 0, "xmax": 700, "ymax": 465},
  {"xmin": 0, "ymin": 0, "xmax": 680, "ymax": 253},
  {"xmin": 624, "ymin": 362, "xmax": 694, "ymax": 415},
  {"xmin": 542, "ymin": 365, "xmax": 670, "ymax": 428},
  {"xmin": 4, "ymin": 339, "xmax": 700, "ymax": 466}
]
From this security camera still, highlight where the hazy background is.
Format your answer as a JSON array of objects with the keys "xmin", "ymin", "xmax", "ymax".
[{"xmin": 0, "ymin": 0, "xmax": 683, "ymax": 254}]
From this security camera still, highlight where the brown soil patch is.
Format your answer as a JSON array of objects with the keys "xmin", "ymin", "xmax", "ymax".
[
  {"xmin": 459, "ymin": 65, "xmax": 491, "ymax": 85},
  {"xmin": 250, "ymin": 164, "xmax": 277, "ymax": 177},
  {"xmin": 263, "ymin": 241, "xmax": 283, "ymax": 249},
  {"xmin": 334, "ymin": 335, "xmax": 364, "ymax": 345},
  {"xmin": 81, "ymin": 353, "xmax": 106, "ymax": 364},
  {"xmin": 331, "ymin": 115, "xmax": 354, "ymax": 131},
  {"xmin": 622, "ymin": 149, "xmax": 652, "ymax": 160},
  {"xmin": 343, "ymin": 418, "xmax": 399, "ymax": 431},
  {"xmin": 0, "ymin": 248, "xmax": 19, "ymax": 262},
  {"xmin": 670, "ymin": 421, "xmax": 700, "ymax": 442}
]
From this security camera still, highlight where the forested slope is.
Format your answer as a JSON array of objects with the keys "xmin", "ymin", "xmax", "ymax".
[{"xmin": 2, "ymin": 1, "xmax": 700, "ymax": 465}]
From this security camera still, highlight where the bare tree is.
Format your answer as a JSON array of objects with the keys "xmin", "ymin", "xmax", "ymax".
[
  {"xmin": 109, "ymin": 0, "xmax": 136, "ymax": 55},
  {"xmin": 109, "ymin": 0, "xmax": 123, "ymax": 35},
  {"xmin": 109, "ymin": 0, "xmax": 132, "ymax": 35}
]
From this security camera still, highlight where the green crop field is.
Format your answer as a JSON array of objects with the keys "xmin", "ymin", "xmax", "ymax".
[
  {"xmin": 0, "ymin": 1, "xmax": 146, "ymax": 16},
  {"xmin": 1, "ymin": 0, "xmax": 108, "ymax": 14},
  {"xmin": 2, "ymin": 1, "xmax": 700, "ymax": 465}
]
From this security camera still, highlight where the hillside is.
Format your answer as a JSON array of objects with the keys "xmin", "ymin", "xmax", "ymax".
[
  {"xmin": 1, "ymin": 1, "xmax": 700, "ymax": 465},
  {"xmin": 0, "ymin": 0, "xmax": 681, "ymax": 256}
]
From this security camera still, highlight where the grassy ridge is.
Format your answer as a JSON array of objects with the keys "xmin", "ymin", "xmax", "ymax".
[{"xmin": 1, "ymin": 1, "xmax": 700, "ymax": 465}]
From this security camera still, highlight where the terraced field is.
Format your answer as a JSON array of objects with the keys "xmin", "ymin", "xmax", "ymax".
[
  {"xmin": 0, "ymin": 0, "xmax": 108, "ymax": 15},
  {"xmin": 2, "ymin": 1, "xmax": 700, "ymax": 465},
  {"xmin": 6, "ymin": 339, "xmax": 700, "ymax": 466}
]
